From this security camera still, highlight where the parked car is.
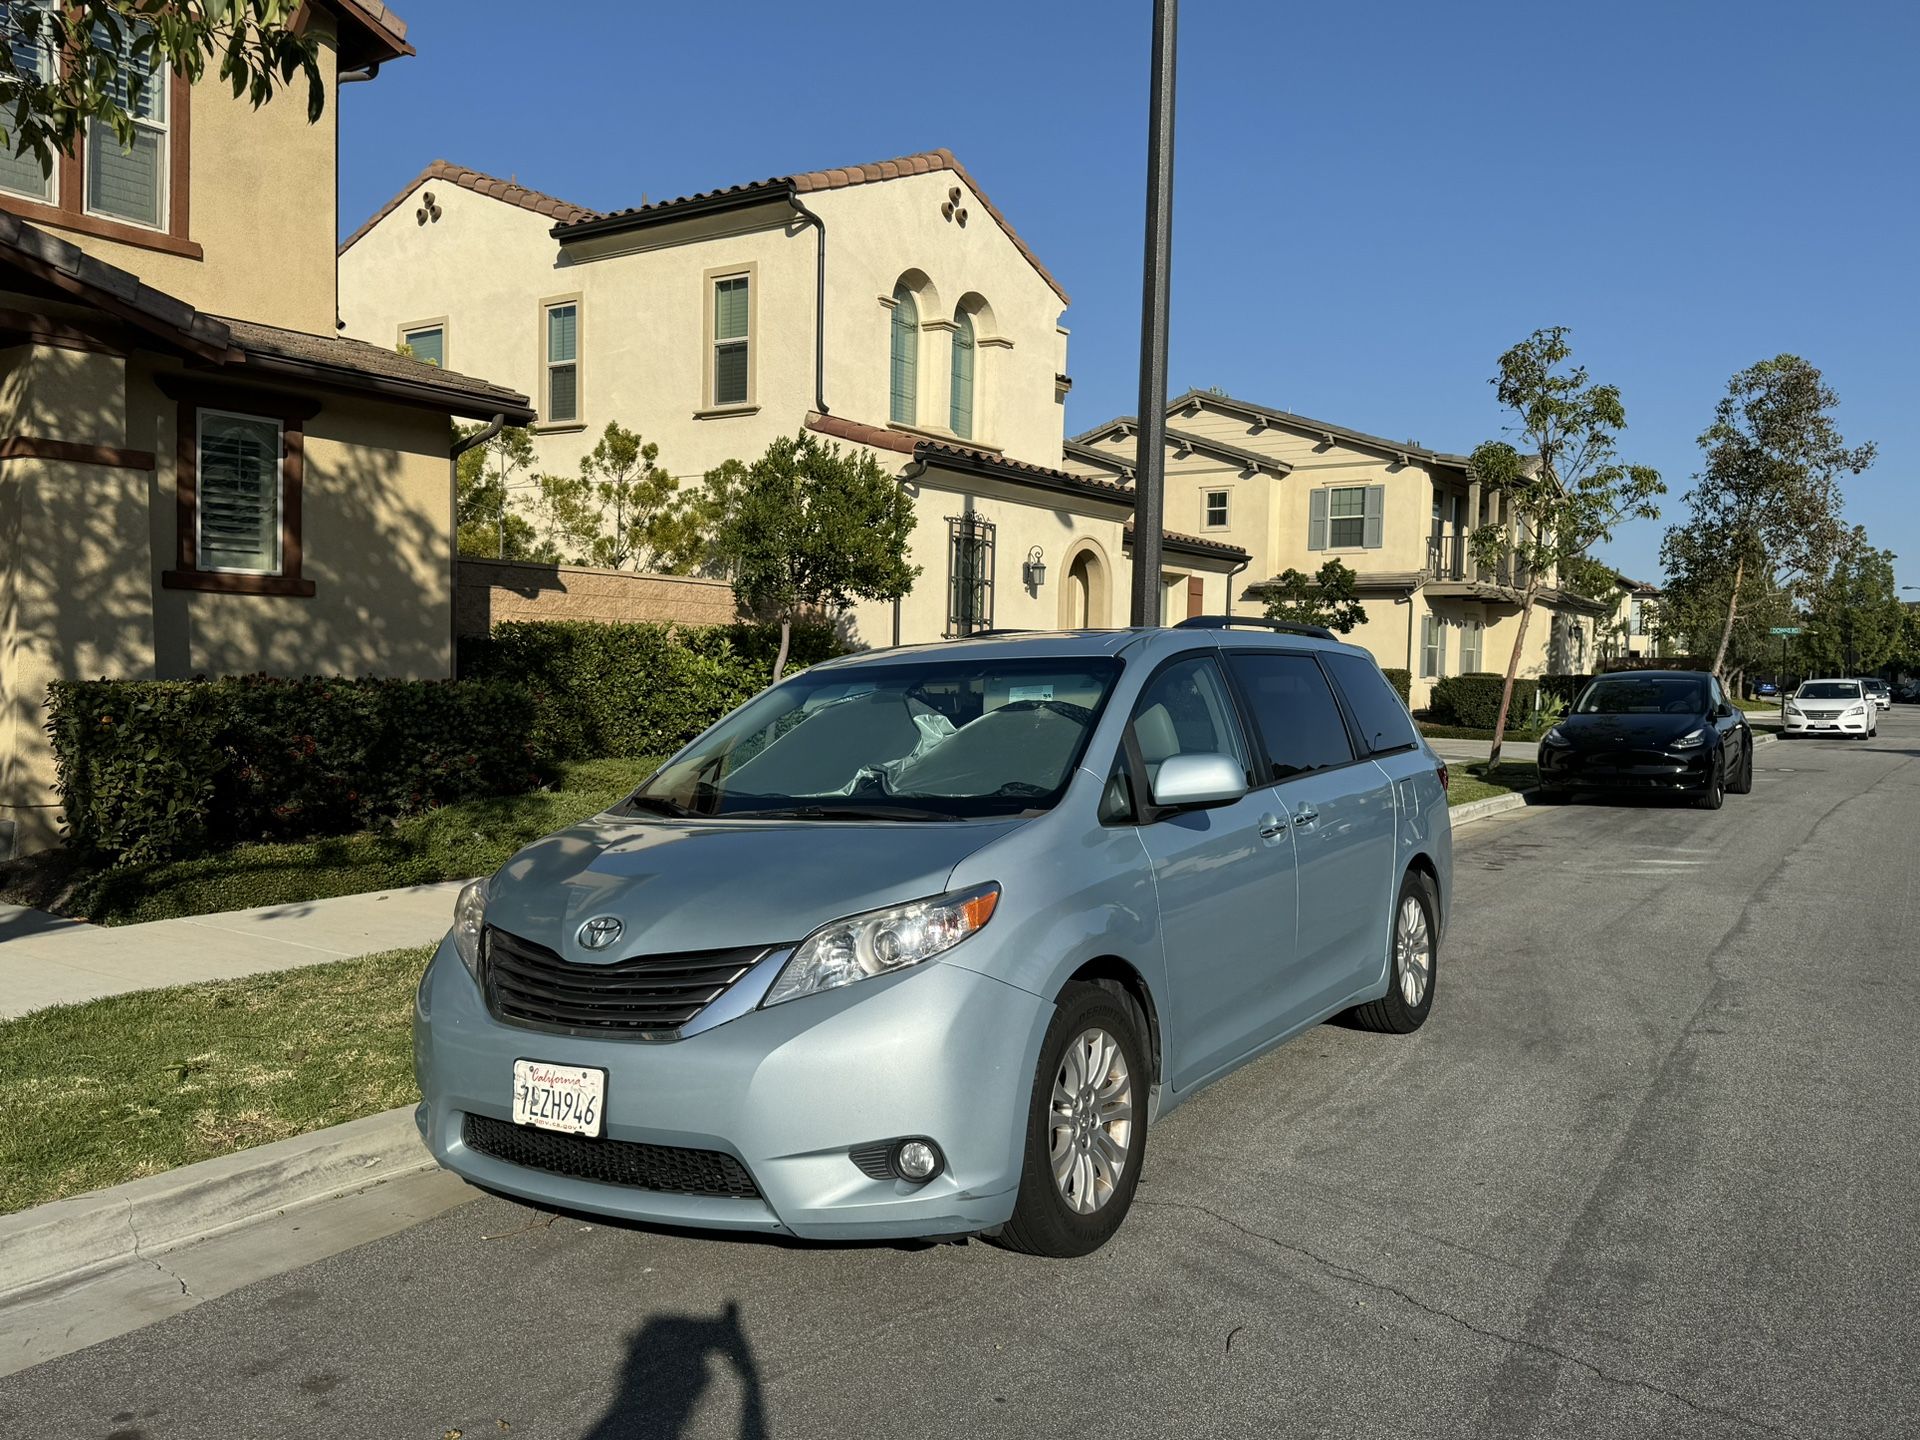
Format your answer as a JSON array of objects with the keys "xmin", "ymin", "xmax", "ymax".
[
  {"xmin": 1784, "ymin": 679, "xmax": 1876, "ymax": 739},
  {"xmin": 1855, "ymin": 678, "xmax": 1892, "ymax": 712},
  {"xmin": 1897, "ymin": 680, "xmax": 1920, "ymax": 704},
  {"xmin": 1537, "ymin": 670, "xmax": 1754, "ymax": 809},
  {"xmin": 413, "ymin": 621, "xmax": 1453, "ymax": 1256},
  {"xmin": 1754, "ymin": 679, "xmax": 1780, "ymax": 698}
]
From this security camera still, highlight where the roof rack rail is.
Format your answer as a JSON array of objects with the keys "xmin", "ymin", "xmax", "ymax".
[
  {"xmin": 950, "ymin": 628, "xmax": 1034, "ymax": 639},
  {"xmin": 1174, "ymin": 616, "xmax": 1336, "ymax": 641}
]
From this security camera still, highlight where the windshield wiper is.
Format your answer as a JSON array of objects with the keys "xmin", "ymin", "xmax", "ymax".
[
  {"xmin": 618, "ymin": 793, "xmax": 693, "ymax": 818},
  {"xmin": 726, "ymin": 804, "xmax": 958, "ymax": 823}
]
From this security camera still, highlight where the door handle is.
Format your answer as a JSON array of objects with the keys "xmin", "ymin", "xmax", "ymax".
[
  {"xmin": 1292, "ymin": 807, "xmax": 1319, "ymax": 828},
  {"xmin": 1257, "ymin": 815, "xmax": 1286, "ymax": 840}
]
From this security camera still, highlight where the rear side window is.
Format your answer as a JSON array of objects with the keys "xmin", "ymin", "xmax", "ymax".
[
  {"xmin": 1322, "ymin": 651, "xmax": 1418, "ymax": 755},
  {"xmin": 1224, "ymin": 652, "xmax": 1355, "ymax": 780}
]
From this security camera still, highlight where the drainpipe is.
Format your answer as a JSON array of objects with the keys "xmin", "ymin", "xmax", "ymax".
[
  {"xmin": 1224, "ymin": 555, "xmax": 1249, "ymax": 618},
  {"xmin": 786, "ymin": 186, "xmax": 828, "ymax": 415},
  {"xmin": 338, "ymin": 62, "xmax": 381, "ymax": 84},
  {"xmin": 450, "ymin": 416, "xmax": 507, "ymax": 676}
]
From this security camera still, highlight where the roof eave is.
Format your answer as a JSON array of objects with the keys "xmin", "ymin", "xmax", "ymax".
[{"xmin": 553, "ymin": 180, "xmax": 793, "ymax": 242}]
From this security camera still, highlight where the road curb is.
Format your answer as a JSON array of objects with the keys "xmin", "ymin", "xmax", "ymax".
[
  {"xmin": 1449, "ymin": 791, "xmax": 1534, "ymax": 827},
  {"xmin": 0, "ymin": 1104, "xmax": 432, "ymax": 1305}
]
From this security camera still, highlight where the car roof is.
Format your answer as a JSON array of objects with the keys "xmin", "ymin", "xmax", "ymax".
[
  {"xmin": 1591, "ymin": 670, "xmax": 1708, "ymax": 681},
  {"xmin": 807, "ymin": 624, "xmax": 1370, "ymax": 674}
]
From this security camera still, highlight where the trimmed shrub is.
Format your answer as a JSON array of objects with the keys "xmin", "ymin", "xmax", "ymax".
[
  {"xmin": 47, "ymin": 675, "xmax": 545, "ymax": 864},
  {"xmin": 458, "ymin": 619, "xmax": 842, "ymax": 763},
  {"xmin": 1600, "ymin": 654, "xmax": 1710, "ymax": 674},
  {"xmin": 1429, "ymin": 673, "xmax": 1540, "ymax": 732},
  {"xmin": 1381, "ymin": 668, "xmax": 1412, "ymax": 706}
]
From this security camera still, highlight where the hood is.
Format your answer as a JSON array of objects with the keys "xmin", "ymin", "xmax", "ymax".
[
  {"xmin": 1555, "ymin": 712, "xmax": 1711, "ymax": 748},
  {"xmin": 484, "ymin": 813, "xmax": 1029, "ymax": 961}
]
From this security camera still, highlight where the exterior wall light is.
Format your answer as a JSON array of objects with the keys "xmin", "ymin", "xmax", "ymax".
[{"xmin": 1023, "ymin": 546, "xmax": 1047, "ymax": 593}]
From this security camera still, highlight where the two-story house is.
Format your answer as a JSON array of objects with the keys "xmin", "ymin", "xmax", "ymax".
[
  {"xmin": 337, "ymin": 151, "xmax": 1247, "ymax": 648},
  {"xmin": 0, "ymin": 3, "xmax": 536, "ymax": 855},
  {"xmin": 1067, "ymin": 389, "xmax": 1610, "ymax": 708}
]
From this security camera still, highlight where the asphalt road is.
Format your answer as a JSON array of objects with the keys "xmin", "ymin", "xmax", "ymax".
[{"xmin": 5, "ymin": 711, "xmax": 1917, "ymax": 1440}]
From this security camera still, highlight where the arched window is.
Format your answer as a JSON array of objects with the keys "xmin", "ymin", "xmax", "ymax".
[
  {"xmin": 889, "ymin": 284, "xmax": 918, "ymax": 425},
  {"xmin": 949, "ymin": 306, "xmax": 975, "ymax": 439}
]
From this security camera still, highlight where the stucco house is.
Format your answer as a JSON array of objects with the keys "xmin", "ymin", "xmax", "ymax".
[
  {"xmin": 1066, "ymin": 390, "xmax": 1612, "ymax": 708},
  {"xmin": 337, "ymin": 151, "xmax": 1248, "ymax": 648},
  {"xmin": 1594, "ymin": 574, "xmax": 1664, "ymax": 664},
  {"xmin": 0, "ymin": 3, "xmax": 535, "ymax": 856}
]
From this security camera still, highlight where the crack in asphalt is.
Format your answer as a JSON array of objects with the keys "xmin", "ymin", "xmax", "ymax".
[
  {"xmin": 124, "ymin": 1199, "xmax": 192, "ymax": 1299},
  {"xmin": 1137, "ymin": 1196, "xmax": 1801, "ymax": 1439}
]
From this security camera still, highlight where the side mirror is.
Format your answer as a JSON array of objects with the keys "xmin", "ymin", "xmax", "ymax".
[{"xmin": 1151, "ymin": 753, "xmax": 1248, "ymax": 810}]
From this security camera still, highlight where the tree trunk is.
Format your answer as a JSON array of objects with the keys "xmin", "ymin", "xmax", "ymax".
[
  {"xmin": 1488, "ymin": 588, "xmax": 1538, "ymax": 770},
  {"xmin": 770, "ymin": 616, "xmax": 793, "ymax": 685},
  {"xmin": 1710, "ymin": 554, "xmax": 1745, "ymax": 679}
]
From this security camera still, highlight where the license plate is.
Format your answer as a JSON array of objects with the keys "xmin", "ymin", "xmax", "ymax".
[{"xmin": 512, "ymin": 1060, "xmax": 606, "ymax": 1137}]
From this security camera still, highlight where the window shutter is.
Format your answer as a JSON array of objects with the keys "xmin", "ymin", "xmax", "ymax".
[
  {"xmin": 1308, "ymin": 488, "xmax": 1329, "ymax": 551},
  {"xmin": 197, "ymin": 413, "xmax": 282, "ymax": 573},
  {"xmin": 1363, "ymin": 484, "xmax": 1385, "ymax": 549}
]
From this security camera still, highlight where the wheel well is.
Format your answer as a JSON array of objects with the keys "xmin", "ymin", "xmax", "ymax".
[
  {"xmin": 1065, "ymin": 957, "xmax": 1161, "ymax": 1087},
  {"xmin": 1405, "ymin": 852, "xmax": 1442, "ymax": 936}
]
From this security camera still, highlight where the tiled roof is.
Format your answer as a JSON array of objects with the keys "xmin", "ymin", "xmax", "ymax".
[
  {"xmin": 1069, "ymin": 419, "xmax": 1292, "ymax": 477},
  {"xmin": 321, "ymin": 0, "xmax": 415, "ymax": 67},
  {"xmin": 1166, "ymin": 389, "xmax": 1474, "ymax": 471},
  {"xmin": 561, "ymin": 149, "xmax": 1070, "ymax": 305},
  {"xmin": 218, "ymin": 316, "xmax": 532, "ymax": 416},
  {"xmin": 1122, "ymin": 524, "xmax": 1249, "ymax": 561},
  {"xmin": 339, "ymin": 160, "xmax": 600, "ymax": 255}
]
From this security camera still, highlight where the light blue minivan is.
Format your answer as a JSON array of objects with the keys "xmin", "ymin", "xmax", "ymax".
[{"xmin": 414, "ymin": 619, "xmax": 1452, "ymax": 1256}]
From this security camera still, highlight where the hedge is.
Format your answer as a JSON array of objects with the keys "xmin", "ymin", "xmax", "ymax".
[
  {"xmin": 47, "ymin": 675, "xmax": 545, "ymax": 864},
  {"xmin": 1429, "ymin": 673, "xmax": 1540, "ymax": 732},
  {"xmin": 458, "ymin": 619, "xmax": 841, "ymax": 763},
  {"xmin": 1381, "ymin": 668, "xmax": 1412, "ymax": 706}
]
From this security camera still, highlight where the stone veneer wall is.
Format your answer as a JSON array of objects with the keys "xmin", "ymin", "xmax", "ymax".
[{"xmin": 455, "ymin": 558, "xmax": 740, "ymax": 637}]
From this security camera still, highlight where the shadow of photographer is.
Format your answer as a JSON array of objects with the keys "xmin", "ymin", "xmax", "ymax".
[{"xmin": 580, "ymin": 1299, "xmax": 768, "ymax": 1440}]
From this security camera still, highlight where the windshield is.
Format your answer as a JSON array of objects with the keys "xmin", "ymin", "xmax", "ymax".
[
  {"xmin": 622, "ymin": 657, "xmax": 1122, "ymax": 820},
  {"xmin": 1576, "ymin": 677, "xmax": 1707, "ymax": 715},
  {"xmin": 1799, "ymin": 682, "xmax": 1861, "ymax": 700},
  {"xmin": 1858, "ymin": 679, "xmax": 1887, "ymax": 692}
]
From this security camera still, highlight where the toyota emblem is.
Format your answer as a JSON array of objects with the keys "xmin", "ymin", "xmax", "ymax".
[{"xmin": 577, "ymin": 916, "xmax": 623, "ymax": 951}]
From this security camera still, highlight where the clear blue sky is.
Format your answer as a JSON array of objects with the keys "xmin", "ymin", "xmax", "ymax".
[{"xmin": 338, "ymin": 1, "xmax": 1918, "ymax": 590}]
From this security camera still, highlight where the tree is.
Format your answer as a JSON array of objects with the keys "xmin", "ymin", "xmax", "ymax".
[
  {"xmin": 1263, "ymin": 559, "xmax": 1368, "ymax": 634},
  {"xmin": 576, "ymin": 422, "xmax": 706, "ymax": 572},
  {"xmin": 710, "ymin": 433, "xmax": 918, "ymax": 681},
  {"xmin": 455, "ymin": 423, "xmax": 539, "ymax": 559},
  {"xmin": 1468, "ymin": 328, "xmax": 1664, "ymax": 765},
  {"xmin": 1799, "ymin": 529, "xmax": 1904, "ymax": 676},
  {"xmin": 1662, "ymin": 356, "xmax": 1874, "ymax": 680},
  {"xmin": 1, "ymin": 2, "xmax": 321, "ymax": 177}
]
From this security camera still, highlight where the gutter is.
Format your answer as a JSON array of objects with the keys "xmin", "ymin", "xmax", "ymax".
[
  {"xmin": 786, "ymin": 185, "xmax": 828, "ymax": 416},
  {"xmin": 1225, "ymin": 554, "xmax": 1250, "ymax": 617},
  {"xmin": 337, "ymin": 62, "xmax": 380, "ymax": 84},
  {"xmin": 448, "ymin": 416, "xmax": 507, "ymax": 675},
  {"xmin": 549, "ymin": 179, "xmax": 791, "ymax": 242}
]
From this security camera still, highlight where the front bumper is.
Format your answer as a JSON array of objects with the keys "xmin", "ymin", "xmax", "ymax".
[
  {"xmin": 1783, "ymin": 711, "xmax": 1870, "ymax": 735},
  {"xmin": 1538, "ymin": 744, "xmax": 1717, "ymax": 793},
  {"xmin": 412, "ymin": 936, "xmax": 1053, "ymax": 1240}
]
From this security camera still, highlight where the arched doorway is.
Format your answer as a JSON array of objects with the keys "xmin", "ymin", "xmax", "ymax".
[{"xmin": 1058, "ymin": 542, "xmax": 1110, "ymax": 629}]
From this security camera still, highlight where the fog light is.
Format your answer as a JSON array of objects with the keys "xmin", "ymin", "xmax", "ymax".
[{"xmin": 894, "ymin": 1139, "xmax": 941, "ymax": 1182}]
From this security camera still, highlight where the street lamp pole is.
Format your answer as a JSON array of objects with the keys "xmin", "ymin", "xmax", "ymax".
[{"xmin": 1128, "ymin": 0, "xmax": 1178, "ymax": 627}]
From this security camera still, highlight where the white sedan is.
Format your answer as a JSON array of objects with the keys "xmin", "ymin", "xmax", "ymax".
[{"xmin": 1784, "ymin": 679, "xmax": 1876, "ymax": 739}]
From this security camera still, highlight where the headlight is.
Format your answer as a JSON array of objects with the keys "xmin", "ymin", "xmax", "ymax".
[
  {"xmin": 763, "ymin": 883, "xmax": 1001, "ymax": 1007},
  {"xmin": 1541, "ymin": 726, "xmax": 1572, "ymax": 748},
  {"xmin": 1784, "ymin": 703, "xmax": 1802, "ymax": 715},
  {"xmin": 1672, "ymin": 727, "xmax": 1707, "ymax": 749},
  {"xmin": 452, "ymin": 878, "xmax": 488, "ymax": 976},
  {"xmin": 1846, "ymin": 704, "xmax": 1867, "ymax": 717}
]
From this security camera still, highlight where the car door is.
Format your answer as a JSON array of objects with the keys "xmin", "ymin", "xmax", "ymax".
[
  {"xmin": 1707, "ymin": 676, "xmax": 1744, "ymax": 766},
  {"xmin": 1123, "ymin": 652, "xmax": 1303, "ymax": 1091},
  {"xmin": 1223, "ymin": 648, "xmax": 1399, "ymax": 1027}
]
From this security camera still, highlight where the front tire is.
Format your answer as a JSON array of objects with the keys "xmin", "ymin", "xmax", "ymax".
[
  {"xmin": 1350, "ymin": 869, "xmax": 1438, "ymax": 1035},
  {"xmin": 1696, "ymin": 756, "xmax": 1726, "ymax": 810},
  {"xmin": 1728, "ymin": 742, "xmax": 1754, "ymax": 795},
  {"xmin": 999, "ymin": 983, "xmax": 1149, "ymax": 1258}
]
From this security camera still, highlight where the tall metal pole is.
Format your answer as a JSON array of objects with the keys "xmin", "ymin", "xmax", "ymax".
[{"xmin": 1128, "ymin": 0, "xmax": 1178, "ymax": 627}]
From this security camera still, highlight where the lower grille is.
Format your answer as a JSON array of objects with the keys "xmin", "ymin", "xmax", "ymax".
[
  {"xmin": 463, "ymin": 1113, "xmax": 761, "ymax": 1198},
  {"xmin": 483, "ymin": 926, "xmax": 768, "ymax": 1036}
]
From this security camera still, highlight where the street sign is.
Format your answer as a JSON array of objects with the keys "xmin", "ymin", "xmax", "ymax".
[{"xmin": 1769, "ymin": 626, "xmax": 1803, "ymax": 635}]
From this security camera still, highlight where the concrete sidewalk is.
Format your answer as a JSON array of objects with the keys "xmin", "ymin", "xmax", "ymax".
[{"xmin": 0, "ymin": 880, "xmax": 463, "ymax": 1019}]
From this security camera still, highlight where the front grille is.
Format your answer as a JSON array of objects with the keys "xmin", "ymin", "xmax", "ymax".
[
  {"xmin": 483, "ymin": 926, "xmax": 766, "ymax": 1036},
  {"xmin": 463, "ymin": 1113, "xmax": 761, "ymax": 1198}
]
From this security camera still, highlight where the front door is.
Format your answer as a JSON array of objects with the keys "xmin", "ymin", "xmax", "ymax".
[{"xmin": 1125, "ymin": 654, "xmax": 1302, "ymax": 1091}]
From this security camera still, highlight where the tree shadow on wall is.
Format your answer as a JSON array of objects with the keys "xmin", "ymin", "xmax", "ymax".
[{"xmin": 579, "ymin": 1301, "xmax": 768, "ymax": 1440}]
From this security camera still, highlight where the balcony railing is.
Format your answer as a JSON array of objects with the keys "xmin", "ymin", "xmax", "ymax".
[{"xmin": 1426, "ymin": 533, "xmax": 1466, "ymax": 581}]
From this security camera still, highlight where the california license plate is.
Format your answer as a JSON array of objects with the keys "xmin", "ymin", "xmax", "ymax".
[{"xmin": 512, "ymin": 1060, "xmax": 605, "ymax": 1137}]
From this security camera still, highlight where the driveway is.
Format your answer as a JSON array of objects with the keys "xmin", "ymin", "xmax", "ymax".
[{"xmin": 3, "ymin": 711, "xmax": 1917, "ymax": 1439}]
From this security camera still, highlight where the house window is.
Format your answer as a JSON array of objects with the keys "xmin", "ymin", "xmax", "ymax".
[
  {"xmin": 402, "ymin": 325, "xmax": 445, "ymax": 368},
  {"xmin": 0, "ymin": 1, "xmax": 55, "ymax": 202},
  {"xmin": 85, "ymin": 16, "xmax": 168, "ymax": 229},
  {"xmin": 1204, "ymin": 489, "xmax": 1229, "ymax": 528},
  {"xmin": 196, "ymin": 410, "xmax": 283, "ymax": 574},
  {"xmin": 1420, "ymin": 613, "xmax": 1443, "ymax": 679},
  {"xmin": 1460, "ymin": 617, "xmax": 1483, "ymax": 673},
  {"xmin": 544, "ymin": 301, "xmax": 578, "ymax": 422},
  {"xmin": 1310, "ymin": 483, "xmax": 1383, "ymax": 551},
  {"xmin": 1328, "ymin": 486, "xmax": 1367, "ymax": 548},
  {"xmin": 889, "ymin": 284, "xmax": 918, "ymax": 425},
  {"xmin": 946, "ymin": 511, "xmax": 994, "ymax": 636},
  {"xmin": 712, "ymin": 274, "xmax": 750, "ymax": 407},
  {"xmin": 949, "ymin": 307, "xmax": 975, "ymax": 439},
  {"xmin": 1629, "ymin": 597, "xmax": 1644, "ymax": 635}
]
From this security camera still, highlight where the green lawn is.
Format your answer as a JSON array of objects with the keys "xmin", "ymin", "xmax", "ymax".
[
  {"xmin": 0, "ymin": 945, "xmax": 430, "ymax": 1215},
  {"xmin": 5, "ymin": 757, "xmax": 657, "ymax": 927},
  {"xmin": 1447, "ymin": 760, "xmax": 1539, "ymax": 807}
]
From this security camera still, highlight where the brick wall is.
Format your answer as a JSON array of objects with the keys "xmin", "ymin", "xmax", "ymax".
[{"xmin": 455, "ymin": 558, "xmax": 741, "ymax": 636}]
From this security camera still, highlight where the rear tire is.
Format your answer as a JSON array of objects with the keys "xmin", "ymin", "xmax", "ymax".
[
  {"xmin": 1349, "ymin": 869, "xmax": 1439, "ymax": 1035},
  {"xmin": 999, "ymin": 983, "xmax": 1150, "ymax": 1258}
]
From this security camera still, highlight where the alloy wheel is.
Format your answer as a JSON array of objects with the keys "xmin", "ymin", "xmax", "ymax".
[
  {"xmin": 1048, "ymin": 1028, "xmax": 1134, "ymax": 1215},
  {"xmin": 1395, "ymin": 895, "xmax": 1432, "ymax": 1008}
]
